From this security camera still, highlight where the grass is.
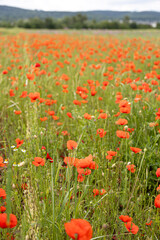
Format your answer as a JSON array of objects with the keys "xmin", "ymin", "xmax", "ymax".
[{"xmin": 0, "ymin": 29, "xmax": 160, "ymax": 239}]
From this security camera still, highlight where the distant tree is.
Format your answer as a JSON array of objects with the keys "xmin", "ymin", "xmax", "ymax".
[
  {"xmin": 157, "ymin": 22, "xmax": 160, "ymax": 29},
  {"xmin": 44, "ymin": 18, "xmax": 57, "ymax": 29},
  {"xmin": 129, "ymin": 22, "xmax": 138, "ymax": 29}
]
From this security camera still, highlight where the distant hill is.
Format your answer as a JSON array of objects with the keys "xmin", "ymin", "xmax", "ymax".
[{"xmin": 0, "ymin": 5, "xmax": 160, "ymax": 22}]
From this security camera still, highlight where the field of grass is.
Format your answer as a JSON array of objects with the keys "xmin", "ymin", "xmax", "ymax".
[{"xmin": 0, "ymin": 29, "xmax": 160, "ymax": 239}]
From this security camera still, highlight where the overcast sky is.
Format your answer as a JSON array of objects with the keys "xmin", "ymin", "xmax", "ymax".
[{"xmin": 0, "ymin": 0, "xmax": 160, "ymax": 11}]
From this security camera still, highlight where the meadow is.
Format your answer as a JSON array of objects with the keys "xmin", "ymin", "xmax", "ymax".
[{"xmin": 0, "ymin": 29, "xmax": 160, "ymax": 239}]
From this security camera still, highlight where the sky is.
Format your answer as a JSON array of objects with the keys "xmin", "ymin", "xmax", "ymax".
[{"xmin": 0, "ymin": 0, "xmax": 160, "ymax": 12}]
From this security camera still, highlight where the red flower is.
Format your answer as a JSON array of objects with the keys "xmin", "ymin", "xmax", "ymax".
[
  {"xmin": 14, "ymin": 110, "xmax": 22, "ymax": 115},
  {"xmin": 20, "ymin": 91, "xmax": 28, "ymax": 98},
  {"xmin": 124, "ymin": 221, "xmax": 139, "ymax": 235},
  {"xmin": 146, "ymin": 220, "xmax": 152, "ymax": 226},
  {"xmin": 98, "ymin": 113, "xmax": 107, "ymax": 119},
  {"xmin": 64, "ymin": 219, "xmax": 92, "ymax": 240},
  {"xmin": 126, "ymin": 164, "xmax": 136, "ymax": 173},
  {"xmin": 28, "ymin": 92, "xmax": 40, "ymax": 102},
  {"xmin": 0, "ymin": 188, "xmax": 6, "ymax": 199},
  {"xmin": 119, "ymin": 215, "xmax": 132, "ymax": 223},
  {"xmin": 15, "ymin": 138, "xmax": 24, "ymax": 148},
  {"xmin": 115, "ymin": 118, "xmax": 128, "ymax": 125},
  {"xmin": 41, "ymin": 146, "xmax": 46, "ymax": 150},
  {"xmin": 130, "ymin": 147, "xmax": 142, "ymax": 153},
  {"xmin": 116, "ymin": 130, "xmax": 130, "ymax": 139},
  {"xmin": 46, "ymin": 153, "xmax": 53, "ymax": 163},
  {"xmin": 93, "ymin": 189, "xmax": 99, "ymax": 197},
  {"xmin": 96, "ymin": 129, "xmax": 107, "ymax": 138},
  {"xmin": 0, "ymin": 213, "xmax": 17, "ymax": 228},
  {"xmin": 156, "ymin": 168, "xmax": 160, "ymax": 177},
  {"xmin": 155, "ymin": 194, "xmax": 160, "ymax": 208},
  {"xmin": 67, "ymin": 140, "xmax": 78, "ymax": 150},
  {"xmin": 0, "ymin": 157, "xmax": 5, "ymax": 167},
  {"xmin": 67, "ymin": 112, "xmax": 74, "ymax": 119},
  {"xmin": 32, "ymin": 157, "xmax": 45, "ymax": 166},
  {"xmin": 0, "ymin": 206, "xmax": 6, "ymax": 213},
  {"xmin": 84, "ymin": 113, "xmax": 92, "ymax": 120}
]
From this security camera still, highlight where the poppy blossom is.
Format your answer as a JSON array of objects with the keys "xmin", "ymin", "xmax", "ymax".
[
  {"xmin": 154, "ymin": 194, "xmax": 160, "ymax": 208},
  {"xmin": 84, "ymin": 113, "xmax": 92, "ymax": 120},
  {"xmin": 96, "ymin": 129, "xmax": 107, "ymax": 138},
  {"xmin": 67, "ymin": 140, "xmax": 78, "ymax": 150},
  {"xmin": 115, "ymin": 118, "xmax": 128, "ymax": 125},
  {"xmin": 124, "ymin": 221, "xmax": 139, "ymax": 234},
  {"xmin": 28, "ymin": 92, "xmax": 40, "ymax": 102},
  {"xmin": 67, "ymin": 112, "xmax": 73, "ymax": 119},
  {"xmin": 14, "ymin": 110, "xmax": 22, "ymax": 115},
  {"xmin": 64, "ymin": 219, "xmax": 92, "ymax": 240},
  {"xmin": 0, "ymin": 189, "xmax": 6, "ymax": 199},
  {"xmin": 0, "ymin": 213, "xmax": 17, "ymax": 228},
  {"xmin": 20, "ymin": 91, "xmax": 28, "ymax": 98},
  {"xmin": 146, "ymin": 220, "xmax": 152, "ymax": 226},
  {"xmin": 40, "ymin": 117, "xmax": 48, "ymax": 122},
  {"xmin": 0, "ymin": 206, "xmax": 6, "ymax": 213},
  {"xmin": 156, "ymin": 168, "xmax": 160, "ymax": 177},
  {"xmin": 126, "ymin": 164, "xmax": 136, "ymax": 173},
  {"xmin": 98, "ymin": 113, "xmax": 107, "ymax": 119},
  {"xmin": 15, "ymin": 138, "xmax": 24, "ymax": 148},
  {"xmin": 130, "ymin": 147, "xmax": 142, "ymax": 153},
  {"xmin": 46, "ymin": 153, "xmax": 53, "ymax": 163},
  {"xmin": 0, "ymin": 157, "xmax": 5, "ymax": 167},
  {"xmin": 93, "ymin": 189, "xmax": 99, "ymax": 197},
  {"xmin": 157, "ymin": 185, "xmax": 160, "ymax": 192},
  {"xmin": 64, "ymin": 157, "xmax": 79, "ymax": 166},
  {"xmin": 116, "ymin": 130, "xmax": 130, "ymax": 139},
  {"xmin": 119, "ymin": 215, "xmax": 133, "ymax": 223},
  {"xmin": 32, "ymin": 157, "xmax": 45, "ymax": 166}
]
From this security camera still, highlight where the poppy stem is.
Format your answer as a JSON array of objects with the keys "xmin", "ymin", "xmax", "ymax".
[
  {"xmin": 6, "ymin": 157, "xmax": 12, "ymax": 223},
  {"xmin": 51, "ymin": 161, "xmax": 55, "ymax": 236},
  {"xmin": 126, "ymin": 150, "xmax": 146, "ymax": 210}
]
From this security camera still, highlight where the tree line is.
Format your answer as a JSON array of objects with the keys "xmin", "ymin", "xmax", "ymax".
[{"xmin": 0, "ymin": 14, "xmax": 159, "ymax": 29}]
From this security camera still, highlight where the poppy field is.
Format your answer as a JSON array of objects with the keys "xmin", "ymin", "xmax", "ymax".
[{"xmin": 0, "ymin": 30, "xmax": 160, "ymax": 239}]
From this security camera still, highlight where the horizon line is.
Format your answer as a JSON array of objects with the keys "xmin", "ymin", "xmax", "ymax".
[{"xmin": 1, "ymin": 4, "xmax": 160, "ymax": 13}]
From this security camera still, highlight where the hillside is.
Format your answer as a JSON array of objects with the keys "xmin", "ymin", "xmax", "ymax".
[{"xmin": 0, "ymin": 5, "xmax": 160, "ymax": 22}]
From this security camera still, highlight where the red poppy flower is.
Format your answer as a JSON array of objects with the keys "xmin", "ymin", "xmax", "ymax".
[
  {"xmin": 20, "ymin": 91, "xmax": 28, "ymax": 98},
  {"xmin": 124, "ymin": 221, "xmax": 139, "ymax": 234},
  {"xmin": 96, "ymin": 129, "xmax": 107, "ymax": 138},
  {"xmin": 116, "ymin": 130, "xmax": 130, "ymax": 139},
  {"xmin": 0, "ymin": 189, "xmax": 6, "ymax": 199},
  {"xmin": 15, "ymin": 138, "xmax": 24, "ymax": 148},
  {"xmin": 28, "ymin": 92, "xmax": 40, "ymax": 102},
  {"xmin": 119, "ymin": 215, "xmax": 132, "ymax": 223},
  {"xmin": 0, "ymin": 206, "xmax": 6, "ymax": 213},
  {"xmin": 156, "ymin": 168, "xmax": 160, "ymax": 177},
  {"xmin": 93, "ymin": 189, "xmax": 99, "ymax": 197},
  {"xmin": 130, "ymin": 147, "xmax": 142, "ymax": 153},
  {"xmin": 0, "ymin": 213, "xmax": 17, "ymax": 228},
  {"xmin": 67, "ymin": 140, "xmax": 78, "ymax": 150},
  {"xmin": 32, "ymin": 157, "xmax": 45, "ymax": 166},
  {"xmin": 14, "ymin": 110, "xmax": 22, "ymax": 115},
  {"xmin": 155, "ymin": 194, "xmax": 160, "ymax": 208},
  {"xmin": 67, "ymin": 112, "xmax": 73, "ymax": 119},
  {"xmin": 0, "ymin": 157, "xmax": 5, "ymax": 167},
  {"xmin": 40, "ymin": 117, "xmax": 48, "ymax": 122},
  {"xmin": 84, "ymin": 113, "xmax": 92, "ymax": 120},
  {"xmin": 146, "ymin": 220, "xmax": 152, "ymax": 226},
  {"xmin": 46, "ymin": 153, "xmax": 53, "ymax": 163},
  {"xmin": 126, "ymin": 164, "xmax": 136, "ymax": 173},
  {"xmin": 64, "ymin": 219, "xmax": 92, "ymax": 240},
  {"xmin": 98, "ymin": 113, "xmax": 107, "ymax": 119},
  {"xmin": 115, "ymin": 118, "xmax": 128, "ymax": 125}
]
